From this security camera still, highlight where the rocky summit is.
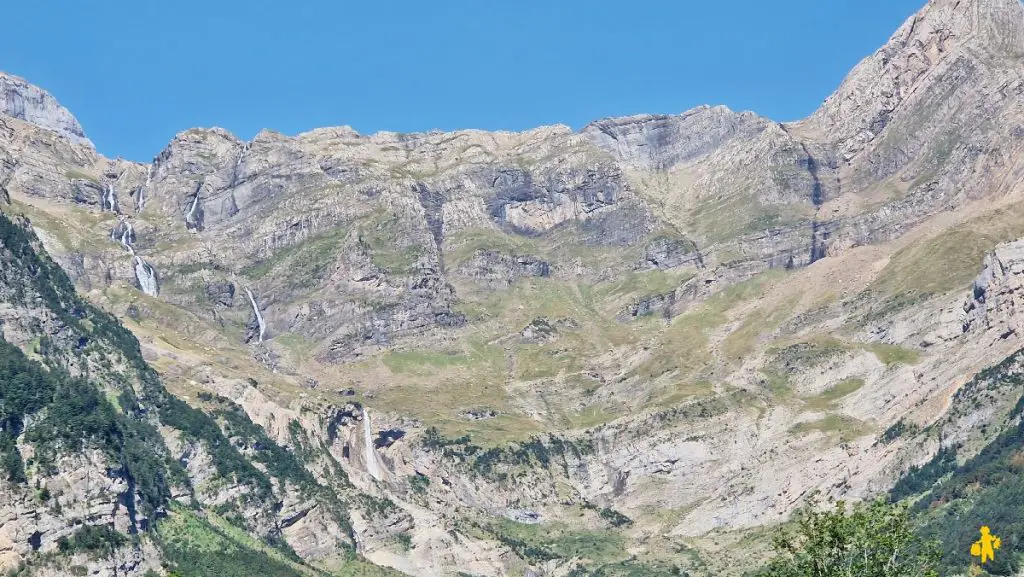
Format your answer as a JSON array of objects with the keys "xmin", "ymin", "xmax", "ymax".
[{"xmin": 0, "ymin": 0, "xmax": 1023, "ymax": 575}]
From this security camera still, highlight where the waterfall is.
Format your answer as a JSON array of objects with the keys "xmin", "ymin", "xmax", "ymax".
[
  {"xmin": 186, "ymin": 187, "xmax": 201, "ymax": 227},
  {"xmin": 138, "ymin": 165, "xmax": 152, "ymax": 212},
  {"xmin": 103, "ymin": 184, "xmax": 118, "ymax": 213},
  {"xmin": 231, "ymin": 143, "xmax": 250, "ymax": 187},
  {"xmin": 244, "ymin": 288, "xmax": 266, "ymax": 343},
  {"xmin": 134, "ymin": 256, "xmax": 159, "ymax": 296},
  {"xmin": 120, "ymin": 221, "xmax": 135, "ymax": 255},
  {"xmin": 362, "ymin": 408, "xmax": 381, "ymax": 480},
  {"xmin": 187, "ymin": 192, "xmax": 200, "ymax": 218}
]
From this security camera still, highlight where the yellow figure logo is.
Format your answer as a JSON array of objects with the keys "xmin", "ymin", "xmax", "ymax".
[{"xmin": 970, "ymin": 526, "xmax": 1001, "ymax": 564}]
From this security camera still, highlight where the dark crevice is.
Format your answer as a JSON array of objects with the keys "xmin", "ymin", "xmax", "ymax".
[
  {"xmin": 810, "ymin": 220, "xmax": 831, "ymax": 264},
  {"xmin": 414, "ymin": 182, "xmax": 445, "ymax": 272},
  {"xmin": 799, "ymin": 143, "xmax": 825, "ymax": 207},
  {"xmin": 28, "ymin": 531, "xmax": 41, "ymax": 552},
  {"xmin": 778, "ymin": 124, "xmax": 827, "ymax": 207},
  {"xmin": 122, "ymin": 470, "xmax": 140, "ymax": 535},
  {"xmin": 374, "ymin": 429, "xmax": 406, "ymax": 449},
  {"xmin": 662, "ymin": 290, "xmax": 677, "ymax": 322}
]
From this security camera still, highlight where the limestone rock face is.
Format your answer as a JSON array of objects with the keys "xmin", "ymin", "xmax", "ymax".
[
  {"xmin": 0, "ymin": 73, "xmax": 91, "ymax": 146},
  {"xmin": 454, "ymin": 250, "xmax": 551, "ymax": 289},
  {"xmin": 582, "ymin": 106, "xmax": 771, "ymax": 171},
  {"xmin": 805, "ymin": 0, "xmax": 1024, "ymax": 164},
  {"xmin": 1, "ymin": 0, "xmax": 1024, "ymax": 575},
  {"xmin": 964, "ymin": 239, "xmax": 1024, "ymax": 339}
]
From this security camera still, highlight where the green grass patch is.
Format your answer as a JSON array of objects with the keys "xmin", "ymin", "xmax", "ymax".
[
  {"xmin": 721, "ymin": 295, "xmax": 801, "ymax": 363},
  {"xmin": 802, "ymin": 378, "xmax": 866, "ymax": 411},
  {"xmin": 372, "ymin": 341, "xmax": 542, "ymax": 446},
  {"xmin": 561, "ymin": 405, "xmax": 618, "ymax": 429},
  {"xmin": 865, "ymin": 343, "xmax": 920, "ymax": 366},
  {"xmin": 359, "ymin": 212, "xmax": 424, "ymax": 274},
  {"xmin": 632, "ymin": 271, "xmax": 788, "ymax": 382},
  {"xmin": 761, "ymin": 370, "xmax": 793, "ymax": 399},
  {"xmin": 241, "ymin": 226, "xmax": 347, "ymax": 283},
  {"xmin": 446, "ymin": 228, "xmax": 542, "ymax": 269},
  {"xmin": 515, "ymin": 339, "xmax": 588, "ymax": 381},
  {"xmin": 767, "ymin": 336, "xmax": 850, "ymax": 371},
  {"xmin": 595, "ymin": 269, "xmax": 693, "ymax": 302},
  {"xmin": 156, "ymin": 508, "xmax": 310, "ymax": 577},
  {"xmin": 789, "ymin": 414, "xmax": 871, "ymax": 443},
  {"xmin": 64, "ymin": 168, "xmax": 100, "ymax": 183},
  {"xmin": 382, "ymin": 348, "xmax": 478, "ymax": 375},
  {"xmin": 273, "ymin": 332, "xmax": 319, "ymax": 365},
  {"xmin": 689, "ymin": 194, "xmax": 812, "ymax": 245},
  {"xmin": 481, "ymin": 518, "xmax": 627, "ymax": 566},
  {"xmin": 871, "ymin": 202, "xmax": 1024, "ymax": 298},
  {"xmin": 649, "ymin": 381, "xmax": 716, "ymax": 408}
]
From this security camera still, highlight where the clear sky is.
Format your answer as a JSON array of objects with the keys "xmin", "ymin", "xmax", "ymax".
[{"xmin": 2, "ymin": 0, "xmax": 923, "ymax": 161}]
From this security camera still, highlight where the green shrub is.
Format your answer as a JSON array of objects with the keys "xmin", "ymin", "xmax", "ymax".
[
  {"xmin": 758, "ymin": 498, "xmax": 940, "ymax": 577},
  {"xmin": 408, "ymin": 473, "xmax": 430, "ymax": 495},
  {"xmin": 57, "ymin": 525, "xmax": 128, "ymax": 558}
]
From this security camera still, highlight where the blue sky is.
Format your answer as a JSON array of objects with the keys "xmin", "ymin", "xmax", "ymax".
[{"xmin": 2, "ymin": 0, "xmax": 922, "ymax": 161}]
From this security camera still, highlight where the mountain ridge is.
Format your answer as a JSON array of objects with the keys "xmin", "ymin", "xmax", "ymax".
[{"xmin": 0, "ymin": 0, "xmax": 1023, "ymax": 575}]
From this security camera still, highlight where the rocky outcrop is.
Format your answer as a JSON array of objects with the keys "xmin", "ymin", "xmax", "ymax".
[
  {"xmin": 619, "ymin": 291, "xmax": 676, "ymax": 321},
  {"xmin": 519, "ymin": 318, "xmax": 559, "ymax": 343},
  {"xmin": 482, "ymin": 163, "xmax": 643, "ymax": 240},
  {"xmin": 640, "ymin": 236, "xmax": 702, "ymax": 270},
  {"xmin": 0, "ymin": 451, "xmax": 138, "ymax": 567},
  {"xmin": 963, "ymin": 239, "xmax": 1024, "ymax": 339},
  {"xmin": 0, "ymin": 73, "xmax": 91, "ymax": 146},
  {"xmin": 455, "ymin": 249, "xmax": 550, "ymax": 289},
  {"xmin": 205, "ymin": 280, "xmax": 235, "ymax": 307},
  {"xmin": 582, "ymin": 106, "xmax": 770, "ymax": 171},
  {"xmin": 802, "ymin": 0, "xmax": 1024, "ymax": 164}
]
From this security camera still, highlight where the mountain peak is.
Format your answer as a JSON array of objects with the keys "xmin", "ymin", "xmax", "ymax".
[
  {"xmin": 798, "ymin": 0, "xmax": 1023, "ymax": 161},
  {"xmin": 0, "ymin": 72, "xmax": 92, "ymax": 147}
]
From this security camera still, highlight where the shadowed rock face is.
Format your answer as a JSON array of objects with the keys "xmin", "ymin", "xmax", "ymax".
[
  {"xmin": 205, "ymin": 281, "xmax": 235, "ymax": 307},
  {"xmin": 454, "ymin": 250, "xmax": 550, "ymax": 290},
  {"xmin": 582, "ymin": 106, "xmax": 771, "ymax": 170}
]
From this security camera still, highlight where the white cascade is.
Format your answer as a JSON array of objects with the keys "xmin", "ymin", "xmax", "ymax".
[
  {"xmin": 103, "ymin": 184, "xmax": 118, "ymax": 213},
  {"xmin": 138, "ymin": 166, "xmax": 153, "ymax": 212},
  {"xmin": 120, "ymin": 221, "xmax": 135, "ymax": 255},
  {"xmin": 244, "ymin": 288, "xmax": 266, "ymax": 343},
  {"xmin": 134, "ymin": 256, "xmax": 158, "ymax": 296},
  {"xmin": 230, "ymin": 143, "xmax": 250, "ymax": 187},
  {"xmin": 362, "ymin": 408, "xmax": 381, "ymax": 481},
  {"xmin": 186, "ymin": 189, "xmax": 201, "ymax": 225}
]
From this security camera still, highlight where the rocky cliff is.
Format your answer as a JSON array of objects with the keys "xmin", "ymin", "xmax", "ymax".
[{"xmin": 0, "ymin": 0, "xmax": 1023, "ymax": 575}]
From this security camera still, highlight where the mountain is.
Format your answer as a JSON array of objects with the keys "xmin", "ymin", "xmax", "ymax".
[{"xmin": 0, "ymin": 0, "xmax": 1022, "ymax": 574}]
